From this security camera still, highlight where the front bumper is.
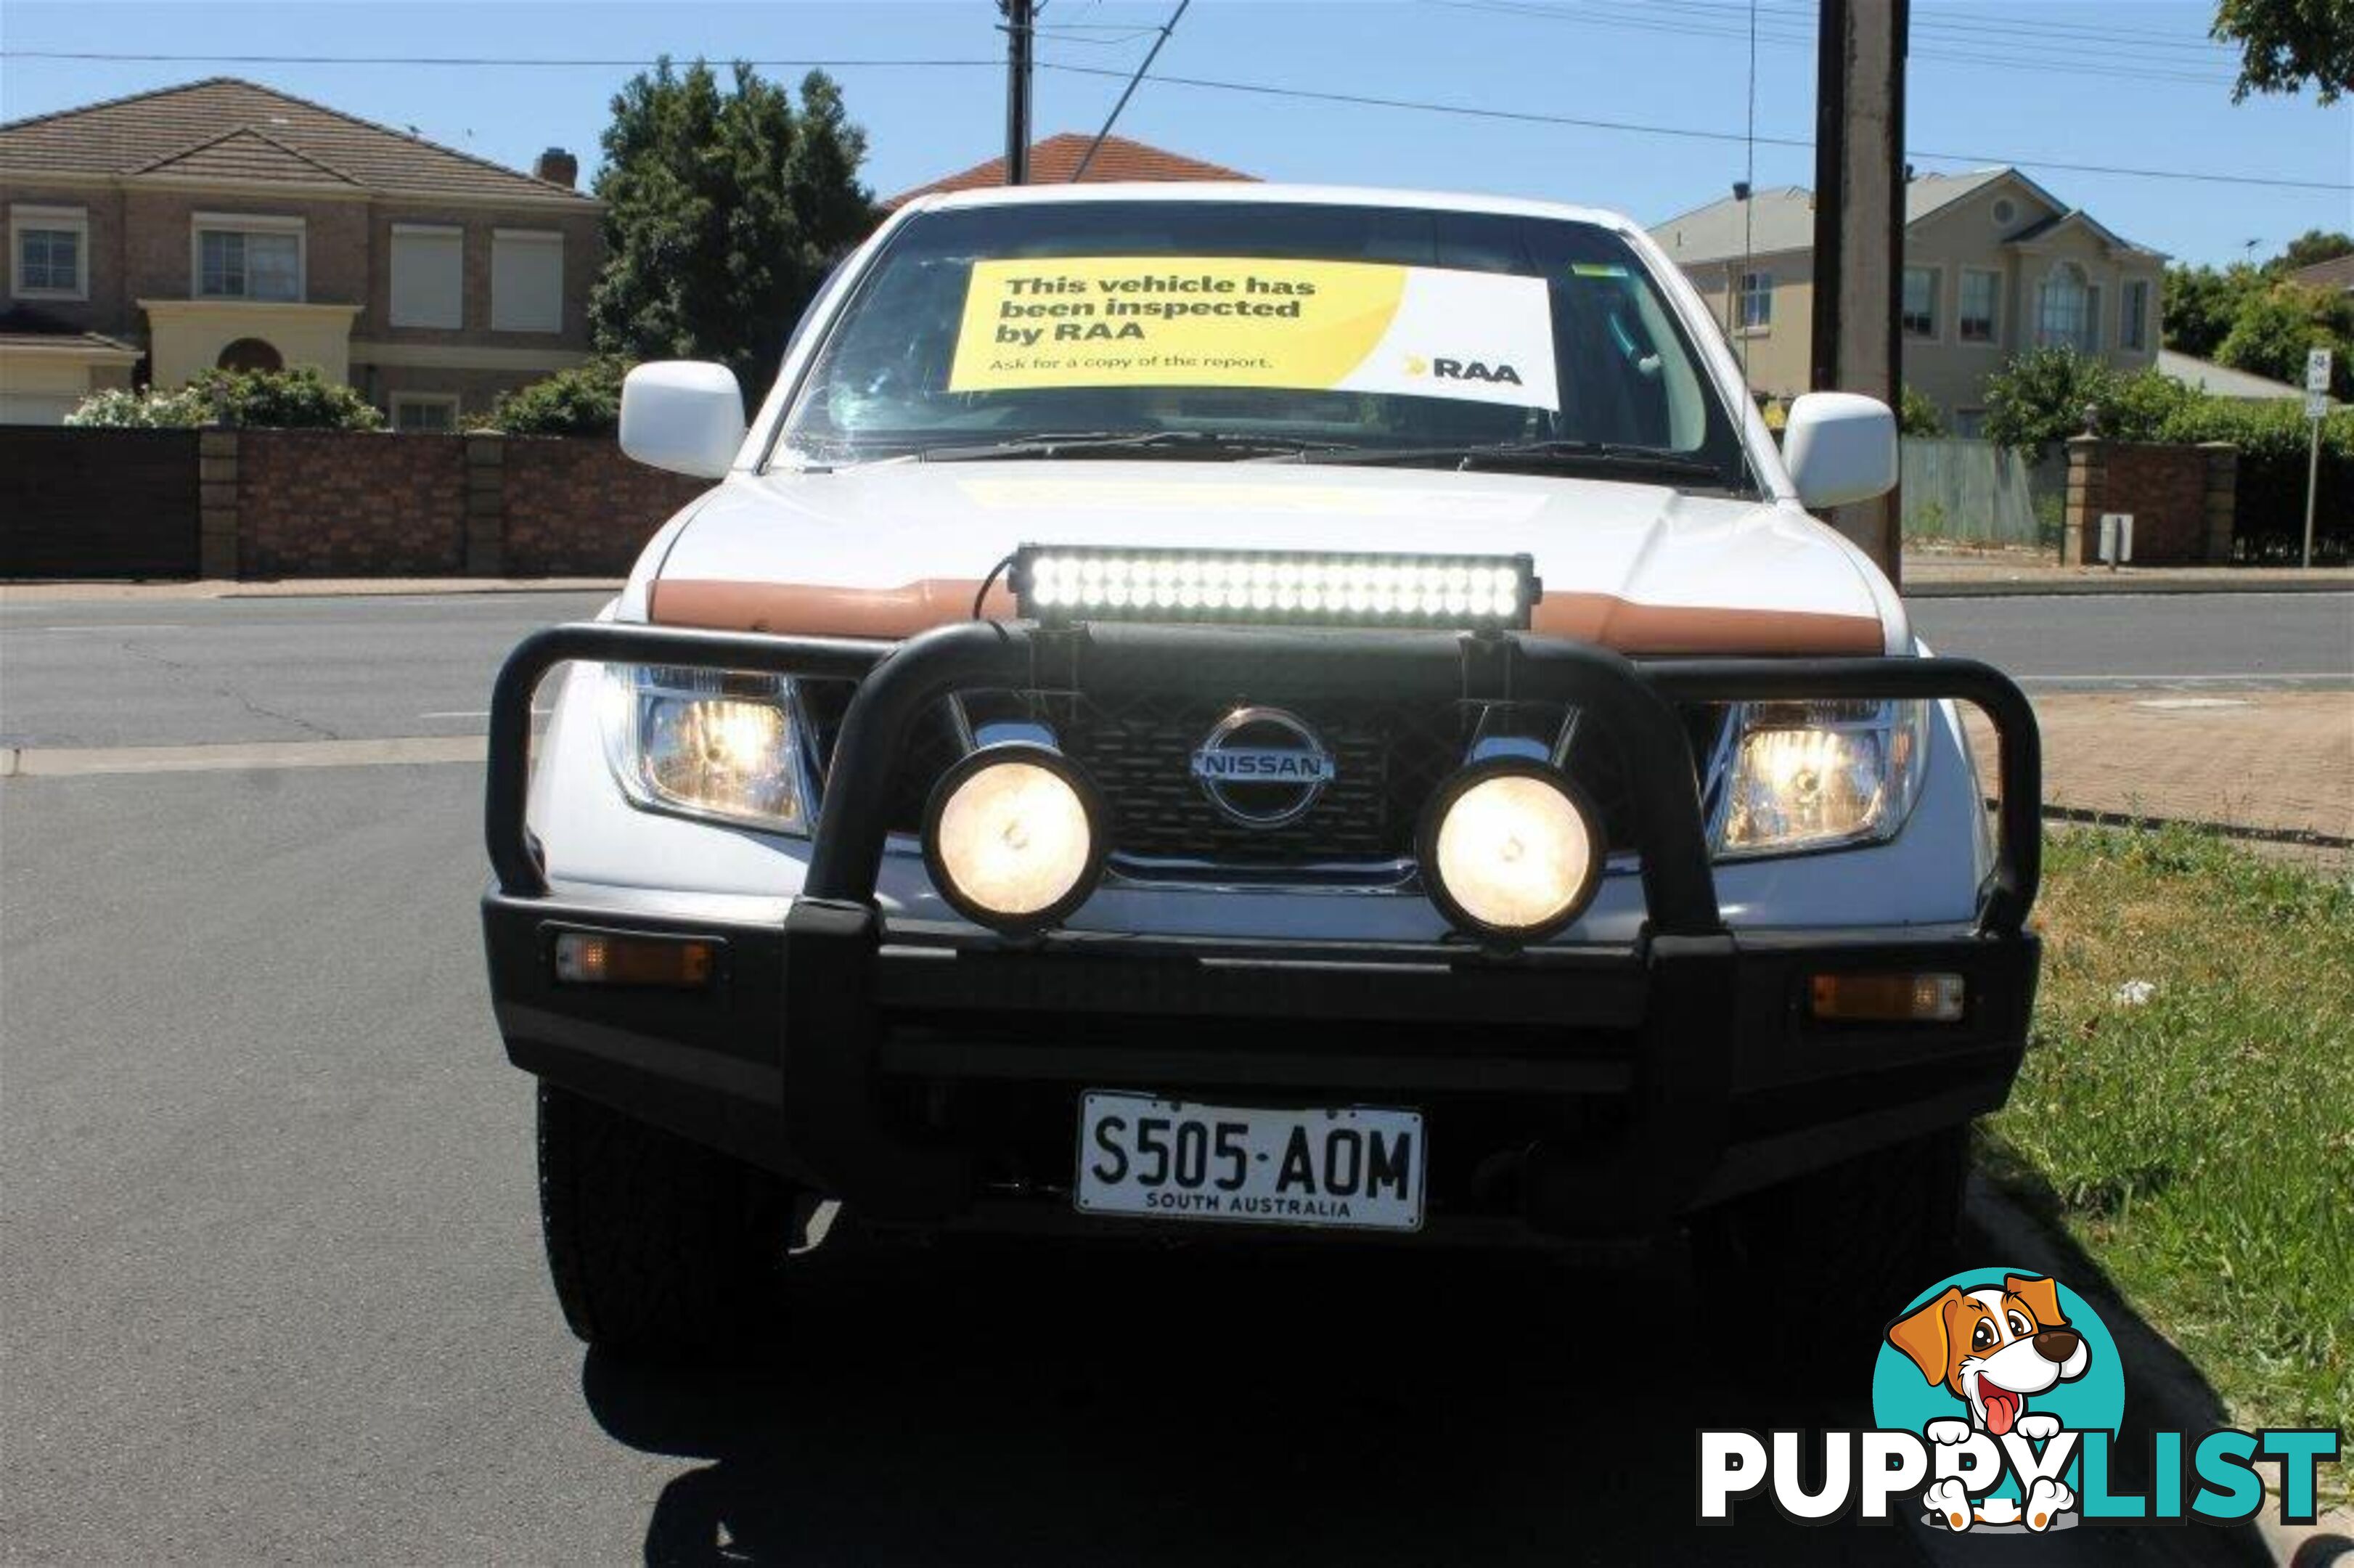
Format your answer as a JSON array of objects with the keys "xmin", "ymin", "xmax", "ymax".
[{"xmin": 482, "ymin": 619, "xmax": 2043, "ymax": 1238}]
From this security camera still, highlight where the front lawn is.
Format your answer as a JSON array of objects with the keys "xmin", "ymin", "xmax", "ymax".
[{"xmin": 1982, "ymin": 828, "xmax": 2352, "ymax": 1446}]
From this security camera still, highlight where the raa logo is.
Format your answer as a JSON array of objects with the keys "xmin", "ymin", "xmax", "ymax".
[
  {"xmin": 1403, "ymin": 354, "xmax": 1524, "ymax": 385},
  {"xmin": 1698, "ymin": 1267, "xmax": 2342, "ymax": 1533}
]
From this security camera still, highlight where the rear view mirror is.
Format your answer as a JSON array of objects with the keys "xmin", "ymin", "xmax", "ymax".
[
  {"xmin": 1783, "ymin": 392, "xmax": 1898, "ymax": 510},
  {"xmin": 619, "ymin": 362, "xmax": 745, "ymax": 479}
]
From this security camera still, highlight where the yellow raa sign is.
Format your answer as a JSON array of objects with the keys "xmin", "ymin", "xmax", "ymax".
[{"xmin": 947, "ymin": 256, "xmax": 1558, "ymax": 409}]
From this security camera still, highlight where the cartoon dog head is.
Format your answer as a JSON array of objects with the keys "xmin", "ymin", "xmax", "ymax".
[{"xmin": 1886, "ymin": 1275, "xmax": 2091, "ymax": 1437}]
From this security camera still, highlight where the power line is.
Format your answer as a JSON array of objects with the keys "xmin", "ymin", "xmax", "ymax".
[
  {"xmin": 0, "ymin": 50, "xmax": 1005, "ymax": 68},
  {"xmin": 6, "ymin": 44, "xmax": 2335, "ymax": 193},
  {"xmin": 1484, "ymin": 0, "xmax": 2234, "ymax": 54},
  {"xmin": 1428, "ymin": 0, "xmax": 2239, "ymax": 87},
  {"xmin": 1071, "ymin": 0, "xmax": 1191, "ymax": 181},
  {"xmin": 1035, "ymin": 60, "xmax": 2353, "ymax": 192}
]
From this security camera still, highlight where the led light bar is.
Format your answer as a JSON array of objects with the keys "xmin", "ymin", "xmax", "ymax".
[{"xmin": 1013, "ymin": 546, "xmax": 1538, "ymax": 629}]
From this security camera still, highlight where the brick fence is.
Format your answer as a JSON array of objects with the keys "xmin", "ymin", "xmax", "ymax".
[
  {"xmin": 1, "ymin": 425, "xmax": 706, "ymax": 580},
  {"xmin": 2062, "ymin": 436, "xmax": 2238, "ymax": 565}
]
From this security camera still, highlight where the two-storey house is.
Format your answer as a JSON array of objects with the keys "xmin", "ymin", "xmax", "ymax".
[
  {"xmin": 1651, "ymin": 167, "xmax": 2166, "ymax": 436},
  {"xmin": 0, "ymin": 78, "xmax": 602, "ymax": 425}
]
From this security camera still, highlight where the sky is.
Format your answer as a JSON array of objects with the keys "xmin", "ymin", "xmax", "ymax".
[{"xmin": 2, "ymin": 0, "xmax": 2348, "ymax": 269}]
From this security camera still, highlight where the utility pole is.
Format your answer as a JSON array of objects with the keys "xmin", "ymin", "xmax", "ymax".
[
  {"xmin": 1810, "ymin": 0, "xmax": 1908, "ymax": 586},
  {"xmin": 1002, "ymin": 0, "xmax": 1036, "ymax": 185}
]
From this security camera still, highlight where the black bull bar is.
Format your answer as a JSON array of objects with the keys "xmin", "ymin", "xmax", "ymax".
[{"xmin": 484, "ymin": 619, "xmax": 2041, "ymax": 1223}]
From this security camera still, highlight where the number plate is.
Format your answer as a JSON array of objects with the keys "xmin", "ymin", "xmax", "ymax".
[{"xmin": 1074, "ymin": 1092, "xmax": 1425, "ymax": 1232}]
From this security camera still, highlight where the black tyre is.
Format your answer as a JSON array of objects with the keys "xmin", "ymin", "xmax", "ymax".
[
  {"xmin": 1690, "ymin": 1126, "xmax": 1969, "ymax": 1355},
  {"xmin": 536, "ymin": 1082, "xmax": 798, "ymax": 1359}
]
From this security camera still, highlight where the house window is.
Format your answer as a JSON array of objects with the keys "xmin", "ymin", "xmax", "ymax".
[
  {"xmin": 1736, "ymin": 270, "xmax": 1772, "ymax": 331},
  {"xmin": 2036, "ymin": 263, "xmax": 2100, "ymax": 354},
  {"xmin": 1958, "ymin": 269, "xmax": 2001, "ymax": 345},
  {"xmin": 11, "ymin": 205, "xmax": 89, "ymax": 300},
  {"xmin": 491, "ymin": 230, "xmax": 563, "ymax": 333},
  {"xmin": 2120, "ymin": 278, "xmax": 2150, "ymax": 352},
  {"xmin": 390, "ymin": 393, "xmax": 460, "ymax": 433},
  {"xmin": 1902, "ymin": 266, "xmax": 1939, "ymax": 339},
  {"xmin": 195, "ymin": 215, "xmax": 303, "ymax": 302},
  {"xmin": 390, "ymin": 224, "xmax": 463, "ymax": 330}
]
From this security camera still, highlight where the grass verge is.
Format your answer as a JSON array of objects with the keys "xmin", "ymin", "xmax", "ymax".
[{"xmin": 1980, "ymin": 826, "xmax": 2352, "ymax": 1455}]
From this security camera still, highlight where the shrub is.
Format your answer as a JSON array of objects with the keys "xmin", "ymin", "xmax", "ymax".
[
  {"xmin": 482, "ymin": 357, "xmax": 629, "ymax": 436},
  {"xmin": 2093, "ymin": 368, "xmax": 2202, "ymax": 444},
  {"xmin": 1980, "ymin": 346, "xmax": 2119, "ymax": 459},
  {"xmin": 203, "ymin": 367, "xmax": 383, "ymax": 430},
  {"xmin": 1897, "ymin": 385, "xmax": 1945, "ymax": 437},
  {"xmin": 65, "ymin": 367, "xmax": 383, "ymax": 430},
  {"xmin": 2157, "ymin": 398, "xmax": 2353, "ymax": 561},
  {"xmin": 65, "ymin": 384, "xmax": 210, "ymax": 428},
  {"xmin": 1980, "ymin": 348, "xmax": 2346, "ymax": 560}
]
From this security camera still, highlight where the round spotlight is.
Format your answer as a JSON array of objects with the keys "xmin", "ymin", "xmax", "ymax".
[
  {"xmin": 1417, "ymin": 760, "xmax": 1604, "ymax": 945},
  {"xmin": 921, "ymin": 744, "xmax": 1107, "ymax": 936}
]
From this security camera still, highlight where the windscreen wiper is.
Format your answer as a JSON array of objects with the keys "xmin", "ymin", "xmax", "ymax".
[
  {"xmin": 1287, "ymin": 438, "xmax": 1738, "ymax": 486},
  {"xmin": 915, "ymin": 430, "xmax": 1346, "ymax": 462}
]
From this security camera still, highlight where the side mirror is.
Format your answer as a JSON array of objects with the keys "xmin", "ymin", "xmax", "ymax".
[
  {"xmin": 619, "ymin": 361, "xmax": 745, "ymax": 479},
  {"xmin": 1782, "ymin": 392, "xmax": 1897, "ymax": 509}
]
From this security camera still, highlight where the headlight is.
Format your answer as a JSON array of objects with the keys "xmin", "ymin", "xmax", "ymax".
[
  {"xmin": 1711, "ymin": 700, "xmax": 1929, "ymax": 857},
  {"xmin": 921, "ymin": 744, "xmax": 1107, "ymax": 935},
  {"xmin": 1418, "ymin": 759, "xmax": 1604, "ymax": 945},
  {"xmin": 602, "ymin": 664, "xmax": 808, "ymax": 833}
]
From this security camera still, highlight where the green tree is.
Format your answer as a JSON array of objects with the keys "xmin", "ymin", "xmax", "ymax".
[
  {"xmin": 2278, "ymin": 228, "xmax": 2354, "ymax": 271},
  {"xmin": 589, "ymin": 59, "xmax": 877, "ymax": 395},
  {"xmin": 1979, "ymin": 346, "xmax": 2120, "ymax": 460},
  {"xmin": 2217, "ymin": 281, "xmax": 2354, "ymax": 395},
  {"xmin": 2212, "ymin": 0, "xmax": 2354, "ymax": 103},
  {"xmin": 2163, "ymin": 263, "xmax": 2263, "ymax": 359},
  {"xmin": 483, "ymin": 356, "xmax": 629, "ymax": 436}
]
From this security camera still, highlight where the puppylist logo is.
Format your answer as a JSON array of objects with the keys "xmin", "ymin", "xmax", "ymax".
[{"xmin": 1698, "ymin": 1269, "xmax": 2341, "ymax": 1533}]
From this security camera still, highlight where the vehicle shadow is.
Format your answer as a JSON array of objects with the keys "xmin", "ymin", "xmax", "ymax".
[{"xmin": 586, "ymin": 1231, "xmax": 1971, "ymax": 1567}]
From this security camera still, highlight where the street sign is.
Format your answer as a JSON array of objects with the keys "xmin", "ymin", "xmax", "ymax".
[{"xmin": 2302, "ymin": 349, "xmax": 2329, "ymax": 568}]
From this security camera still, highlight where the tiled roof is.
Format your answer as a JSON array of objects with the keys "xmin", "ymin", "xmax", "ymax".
[
  {"xmin": 132, "ymin": 127, "xmax": 363, "ymax": 187},
  {"xmin": 0, "ymin": 77, "xmax": 593, "ymax": 204},
  {"xmin": 886, "ymin": 132, "xmax": 1254, "ymax": 208},
  {"xmin": 2291, "ymin": 255, "xmax": 2354, "ymax": 293}
]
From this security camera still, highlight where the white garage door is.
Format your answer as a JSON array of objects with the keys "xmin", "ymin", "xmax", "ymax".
[{"xmin": 0, "ymin": 391, "xmax": 81, "ymax": 424}]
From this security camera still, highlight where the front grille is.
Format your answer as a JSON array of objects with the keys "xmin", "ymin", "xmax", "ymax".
[
  {"xmin": 807, "ymin": 677, "xmax": 1691, "ymax": 875},
  {"xmin": 1063, "ymin": 692, "xmax": 1462, "ymax": 865}
]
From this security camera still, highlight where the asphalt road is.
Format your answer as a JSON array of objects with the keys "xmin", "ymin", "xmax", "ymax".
[
  {"xmin": 1, "ymin": 588, "xmax": 2331, "ymax": 1564},
  {"xmin": 2, "ymin": 588, "xmax": 2347, "ymax": 753},
  {"xmin": 4, "ymin": 775, "xmax": 2267, "ymax": 1567}
]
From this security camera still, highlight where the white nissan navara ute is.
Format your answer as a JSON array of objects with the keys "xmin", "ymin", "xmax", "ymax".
[{"xmin": 481, "ymin": 183, "xmax": 2041, "ymax": 1358}]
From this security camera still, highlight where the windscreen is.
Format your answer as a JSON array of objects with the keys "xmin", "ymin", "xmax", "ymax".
[{"xmin": 777, "ymin": 200, "xmax": 1746, "ymax": 483}]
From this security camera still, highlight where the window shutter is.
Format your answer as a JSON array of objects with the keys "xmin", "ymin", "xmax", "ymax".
[
  {"xmin": 391, "ymin": 226, "xmax": 463, "ymax": 329},
  {"xmin": 491, "ymin": 231, "xmax": 563, "ymax": 333}
]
